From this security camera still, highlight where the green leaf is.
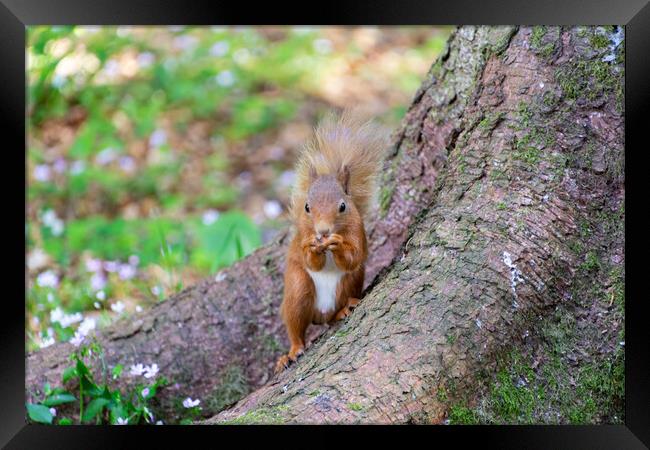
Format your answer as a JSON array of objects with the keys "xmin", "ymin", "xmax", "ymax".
[
  {"xmin": 82, "ymin": 398, "xmax": 110, "ymax": 423},
  {"xmin": 100, "ymin": 385, "xmax": 113, "ymax": 400},
  {"xmin": 62, "ymin": 366, "xmax": 78, "ymax": 383},
  {"xmin": 192, "ymin": 210, "xmax": 261, "ymax": 272},
  {"xmin": 81, "ymin": 377, "xmax": 103, "ymax": 398},
  {"xmin": 112, "ymin": 364, "xmax": 123, "ymax": 379},
  {"xmin": 43, "ymin": 393, "xmax": 76, "ymax": 407},
  {"xmin": 58, "ymin": 417, "xmax": 73, "ymax": 425},
  {"xmin": 27, "ymin": 403, "xmax": 53, "ymax": 424},
  {"xmin": 75, "ymin": 358, "xmax": 91, "ymax": 378}
]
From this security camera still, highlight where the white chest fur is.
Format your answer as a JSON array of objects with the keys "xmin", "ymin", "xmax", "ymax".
[{"xmin": 306, "ymin": 252, "xmax": 344, "ymax": 314}]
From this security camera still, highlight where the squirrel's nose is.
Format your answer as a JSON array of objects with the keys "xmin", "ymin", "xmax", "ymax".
[{"xmin": 317, "ymin": 228, "xmax": 330, "ymax": 239}]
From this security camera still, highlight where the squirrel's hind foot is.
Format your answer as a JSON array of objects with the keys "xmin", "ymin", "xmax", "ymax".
[
  {"xmin": 274, "ymin": 347, "xmax": 304, "ymax": 374},
  {"xmin": 274, "ymin": 355, "xmax": 291, "ymax": 373},
  {"xmin": 333, "ymin": 297, "xmax": 360, "ymax": 321}
]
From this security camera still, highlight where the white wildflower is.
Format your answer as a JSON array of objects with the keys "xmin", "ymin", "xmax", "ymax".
[
  {"xmin": 39, "ymin": 336, "xmax": 55, "ymax": 348},
  {"xmin": 96, "ymin": 290, "xmax": 106, "ymax": 301},
  {"xmin": 50, "ymin": 307, "xmax": 83, "ymax": 328},
  {"xmin": 128, "ymin": 255, "xmax": 140, "ymax": 266},
  {"xmin": 90, "ymin": 272, "xmax": 107, "ymax": 291},
  {"xmin": 263, "ymin": 200, "xmax": 282, "ymax": 219},
  {"xmin": 118, "ymin": 264, "xmax": 136, "ymax": 280},
  {"xmin": 51, "ymin": 74, "xmax": 66, "ymax": 88},
  {"xmin": 135, "ymin": 305, "xmax": 143, "ymax": 313},
  {"xmin": 141, "ymin": 388, "xmax": 150, "ymax": 398},
  {"xmin": 149, "ymin": 129, "xmax": 167, "ymax": 148},
  {"xmin": 70, "ymin": 160, "xmax": 86, "ymax": 175},
  {"xmin": 215, "ymin": 70, "xmax": 235, "ymax": 87},
  {"xmin": 151, "ymin": 285, "xmax": 162, "ymax": 296},
  {"xmin": 111, "ymin": 301, "xmax": 125, "ymax": 314},
  {"xmin": 116, "ymin": 417, "xmax": 128, "ymax": 425},
  {"xmin": 129, "ymin": 363, "xmax": 146, "ymax": 376},
  {"xmin": 95, "ymin": 147, "xmax": 117, "ymax": 165},
  {"xmin": 53, "ymin": 158, "xmax": 67, "ymax": 174},
  {"xmin": 28, "ymin": 248, "xmax": 49, "ymax": 271},
  {"xmin": 104, "ymin": 260, "xmax": 120, "ymax": 272},
  {"xmin": 42, "ymin": 209, "xmax": 57, "ymax": 226},
  {"xmin": 78, "ymin": 317, "xmax": 96, "ymax": 335},
  {"xmin": 103, "ymin": 59, "xmax": 120, "ymax": 79},
  {"xmin": 50, "ymin": 219, "xmax": 64, "ymax": 236},
  {"xmin": 143, "ymin": 363, "xmax": 159, "ymax": 379},
  {"xmin": 37, "ymin": 270, "xmax": 59, "ymax": 288},
  {"xmin": 210, "ymin": 41, "xmax": 229, "ymax": 57},
  {"xmin": 156, "ymin": 420, "xmax": 163, "ymax": 425},
  {"xmin": 70, "ymin": 330, "xmax": 85, "ymax": 347},
  {"xmin": 202, "ymin": 209, "xmax": 220, "ymax": 225},
  {"xmin": 182, "ymin": 397, "xmax": 200, "ymax": 408},
  {"xmin": 85, "ymin": 258, "xmax": 102, "ymax": 273},
  {"xmin": 33, "ymin": 164, "xmax": 51, "ymax": 182},
  {"xmin": 93, "ymin": 302, "xmax": 101, "ymax": 309},
  {"xmin": 119, "ymin": 156, "xmax": 136, "ymax": 173},
  {"xmin": 49, "ymin": 407, "xmax": 57, "ymax": 417},
  {"xmin": 278, "ymin": 170, "xmax": 295, "ymax": 188},
  {"xmin": 173, "ymin": 35, "xmax": 198, "ymax": 51},
  {"xmin": 137, "ymin": 52, "xmax": 155, "ymax": 67},
  {"xmin": 50, "ymin": 307, "xmax": 64, "ymax": 323}
]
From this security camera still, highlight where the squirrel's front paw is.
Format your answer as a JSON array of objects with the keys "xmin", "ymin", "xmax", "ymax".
[
  {"xmin": 310, "ymin": 241, "xmax": 328, "ymax": 254},
  {"xmin": 303, "ymin": 236, "xmax": 327, "ymax": 254},
  {"xmin": 324, "ymin": 233, "xmax": 343, "ymax": 250}
]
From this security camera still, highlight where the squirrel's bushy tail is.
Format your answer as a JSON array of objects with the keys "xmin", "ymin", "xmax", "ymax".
[{"xmin": 291, "ymin": 110, "xmax": 389, "ymax": 219}]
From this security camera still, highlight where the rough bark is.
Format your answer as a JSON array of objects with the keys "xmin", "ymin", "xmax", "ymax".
[
  {"xmin": 205, "ymin": 25, "xmax": 624, "ymax": 424},
  {"xmin": 25, "ymin": 26, "xmax": 477, "ymax": 418}
]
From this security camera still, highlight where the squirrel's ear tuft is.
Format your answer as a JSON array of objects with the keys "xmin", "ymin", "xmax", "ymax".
[{"xmin": 338, "ymin": 164, "xmax": 350, "ymax": 195}]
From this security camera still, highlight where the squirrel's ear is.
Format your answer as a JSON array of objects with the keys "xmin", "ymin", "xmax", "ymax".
[{"xmin": 338, "ymin": 165, "xmax": 350, "ymax": 195}]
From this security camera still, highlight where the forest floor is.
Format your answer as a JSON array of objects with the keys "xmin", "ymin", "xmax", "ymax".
[{"xmin": 27, "ymin": 26, "xmax": 452, "ymax": 352}]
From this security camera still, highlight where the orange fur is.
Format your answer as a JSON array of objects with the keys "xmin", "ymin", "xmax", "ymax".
[{"xmin": 275, "ymin": 111, "xmax": 386, "ymax": 373}]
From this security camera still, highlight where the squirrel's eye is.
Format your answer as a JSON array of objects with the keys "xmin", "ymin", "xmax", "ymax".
[
  {"xmin": 305, "ymin": 203, "xmax": 310, "ymax": 213},
  {"xmin": 339, "ymin": 202, "xmax": 346, "ymax": 213}
]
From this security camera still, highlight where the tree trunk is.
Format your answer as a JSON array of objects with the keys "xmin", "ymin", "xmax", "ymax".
[
  {"xmin": 24, "ymin": 25, "xmax": 475, "ymax": 419},
  {"xmin": 26, "ymin": 25, "xmax": 624, "ymax": 425},
  {"xmin": 204, "ymin": 25, "xmax": 625, "ymax": 424}
]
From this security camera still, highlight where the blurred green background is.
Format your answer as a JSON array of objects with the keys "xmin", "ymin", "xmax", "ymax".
[{"xmin": 26, "ymin": 26, "xmax": 452, "ymax": 352}]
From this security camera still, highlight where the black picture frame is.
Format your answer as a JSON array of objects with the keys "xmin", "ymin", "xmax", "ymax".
[{"xmin": 4, "ymin": 1, "xmax": 648, "ymax": 448}]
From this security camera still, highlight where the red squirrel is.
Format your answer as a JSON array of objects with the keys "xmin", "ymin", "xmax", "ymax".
[{"xmin": 275, "ymin": 111, "xmax": 387, "ymax": 373}]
